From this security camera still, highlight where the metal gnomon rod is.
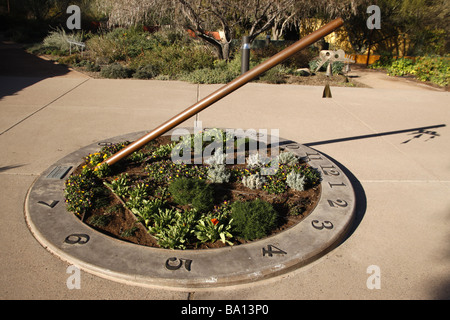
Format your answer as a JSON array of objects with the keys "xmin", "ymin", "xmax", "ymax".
[{"xmin": 101, "ymin": 18, "xmax": 345, "ymax": 167}]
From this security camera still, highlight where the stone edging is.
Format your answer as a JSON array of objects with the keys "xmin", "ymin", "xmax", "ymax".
[{"xmin": 25, "ymin": 130, "xmax": 356, "ymax": 289}]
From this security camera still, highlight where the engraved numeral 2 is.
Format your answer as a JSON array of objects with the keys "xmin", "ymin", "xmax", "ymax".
[
  {"xmin": 327, "ymin": 199, "xmax": 348, "ymax": 208},
  {"xmin": 321, "ymin": 165, "xmax": 340, "ymax": 176}
]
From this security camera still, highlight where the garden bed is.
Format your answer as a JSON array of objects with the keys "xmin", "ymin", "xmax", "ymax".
[{"xmin": 64, "ymin": 130, "xmax": 321, "ymax": 250}]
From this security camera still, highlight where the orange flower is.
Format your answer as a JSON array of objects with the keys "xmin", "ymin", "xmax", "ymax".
[{"xmin": 211, "ymin": 218, "xmax": 219, "ymax": 226}]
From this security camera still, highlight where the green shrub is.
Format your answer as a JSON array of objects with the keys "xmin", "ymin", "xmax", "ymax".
[
  {"xmin": 179, "ymin": 67, "xmax": 237, "ymax": 84},
  {"xmin": 42, "ymin": 27, "xmax": 84, "ymax": 55},
  {"xmin": 373, "ymin": 55, "xmax": 449, "ymax": 87},
  {"xmin": 100, "ymin": 63, "xmax": 133, "ymax": 79},
  {"xmin": 231, "ymin": 199, "xmax": 278, "ymax": 240},
  {"xmin": 258, "ymin": 65, "xmax": 287, "ymax": 84},
  {"xmin": 387, "ymin": 58, "xmax": 415, "ymax": 76},
  {"xmin": 168, "ymin": 178, "xmax": 214, "ymax": 212},
  {"xmin": 413, "ymin": 55, "xmax": 449, "ymax": 87},
  {"xmin": 133, "ymin": 64, "xmax": 160, "ymax": 79}
]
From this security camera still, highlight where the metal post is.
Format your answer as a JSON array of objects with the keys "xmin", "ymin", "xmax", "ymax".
[
  {"xmin": 241, "ymin": 36, "xmax": 251, "ymax": 74},
  {"xmin": 102, "ymin": 18, "xmax": 344, "ymax": 167}
]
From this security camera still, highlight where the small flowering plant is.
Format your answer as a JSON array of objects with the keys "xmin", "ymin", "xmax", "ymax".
[
  {"xmin": 64, "ymin": 169, "xmax": 100, "ymax": 216},
  {"xmin": 195, "ymin": 202, "xmax": 234, "ymax": 245}
]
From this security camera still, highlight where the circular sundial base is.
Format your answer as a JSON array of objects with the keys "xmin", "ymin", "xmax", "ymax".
[{"xmin": 25, "ymin": 130, "xmax": 356, "ymax": 289}]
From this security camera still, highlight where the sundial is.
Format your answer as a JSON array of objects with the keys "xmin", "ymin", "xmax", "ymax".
[{"xmin": 25, "ymin": 19, "xmax": 358, "ymax": 288}]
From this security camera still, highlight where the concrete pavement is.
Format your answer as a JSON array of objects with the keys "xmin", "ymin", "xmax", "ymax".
[{"xmin": 1, "ymin": 42, "xmax": 449, "ymax": 299}]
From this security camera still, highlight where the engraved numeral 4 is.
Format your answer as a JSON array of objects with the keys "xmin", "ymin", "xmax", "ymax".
[{"xmin": 262, "ymin": 245, "xmax": 287, "ymax": 257}]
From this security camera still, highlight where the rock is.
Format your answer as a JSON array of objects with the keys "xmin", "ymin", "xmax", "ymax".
[{"xmin": 295, "ymin": 68, "xmax": 311, "ymax": 76}]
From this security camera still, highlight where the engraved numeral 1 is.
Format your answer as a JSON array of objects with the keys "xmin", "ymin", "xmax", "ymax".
[
  {"xmin": 305, "ymin": 152, "xmax": 323, "ymax": 161},
  {"xmin": 328, "ymin": 182, "xmax": 346, "ymax": 188}
]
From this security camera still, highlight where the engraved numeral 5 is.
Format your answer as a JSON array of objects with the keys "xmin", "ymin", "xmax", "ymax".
[{"xmin": 165, "ymin": 257, "xmax": 192, "ymax": 272}]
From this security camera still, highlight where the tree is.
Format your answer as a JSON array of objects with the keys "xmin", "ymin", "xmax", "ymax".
[
  {"xmin": 340, "ymin": 0, "xmax": 449, "ymax": 55},
  {"xmin": 96, "ymin": 0, "xmax": 160, "ymax": 28},
  {"xmin": 175, "ymin": 0, "xmax": 302, "ymax": 60}
]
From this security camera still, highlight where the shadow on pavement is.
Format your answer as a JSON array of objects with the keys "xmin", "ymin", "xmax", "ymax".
[
  {"xmin": 304, "ymin": 124, "xmax": 446, "ymax": 147},
  {"xmin": 0, "ymin": 40, "xmax": 70, "ymax": 99}
]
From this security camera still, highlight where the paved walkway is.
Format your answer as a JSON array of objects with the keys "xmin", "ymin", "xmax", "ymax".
[{"xmin": 1, "ymin": 41, "xmax": 449, "ymax": 300}]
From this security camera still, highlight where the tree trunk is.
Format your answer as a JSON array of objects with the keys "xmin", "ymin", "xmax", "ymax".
[{"xmin": 220, "ymin": 42, "xmax": 231, "ymax": 61}]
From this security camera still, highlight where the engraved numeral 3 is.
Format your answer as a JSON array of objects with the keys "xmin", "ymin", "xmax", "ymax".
[{"xmin": 312, "ymin": 220, "xmax": 334, "ymax": 230}]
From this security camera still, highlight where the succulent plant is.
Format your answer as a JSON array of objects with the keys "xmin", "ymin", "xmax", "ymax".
[
  {"xmin": 247, "ymin": 153, "xmax": 269, "ymax": 168},
  {"xmin": 207, "ymin": 164, "xmax": 231, "ymax": 183},
  {"xmin": 242, "ymin": 172, "xmax": 266, "ymax": 189},
  {"xmin": 286, "ymin": 170, "xmax": 306, "ymax": 191},
  {"xmin": 276, "ymin": 151, "xmax": 298, "ymax": 166}
]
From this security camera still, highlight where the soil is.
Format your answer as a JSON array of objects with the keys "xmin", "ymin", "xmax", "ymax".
[
  {"xmin": 73, "ymin": 135, "xmax": 321, "ymax": 250},
  {"xmin": 285, "ymin": 72, "xmax": 366, "ymax": 87}
]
